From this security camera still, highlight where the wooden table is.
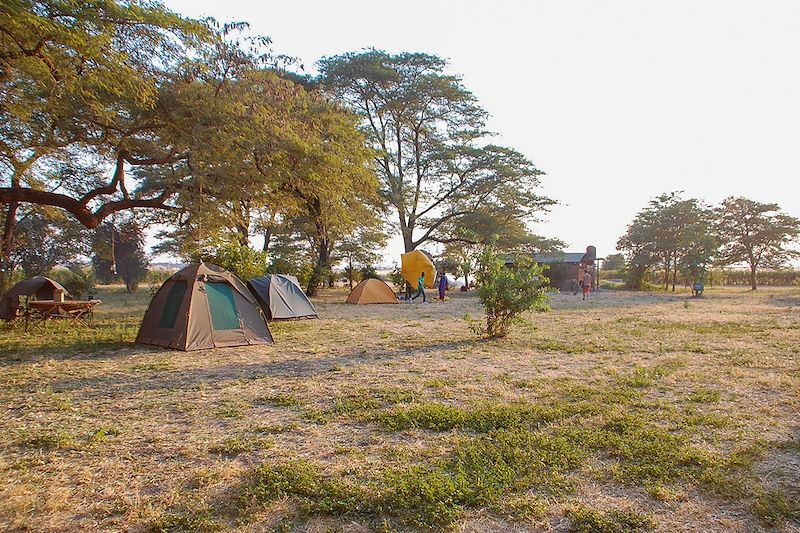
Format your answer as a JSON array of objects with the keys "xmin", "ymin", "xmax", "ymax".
[{"xmin": 24, "ymin": 299, "xmax": 102, "ymax": 328}]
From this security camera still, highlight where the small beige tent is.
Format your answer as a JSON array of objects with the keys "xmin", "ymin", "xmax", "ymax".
[
  {"xmin": 346, "ymin": 278, "xmax": 399, "ymax": 304},
  {"xmin": 137, "ymin": 263, "xmax": 273, "ymax": 351}
]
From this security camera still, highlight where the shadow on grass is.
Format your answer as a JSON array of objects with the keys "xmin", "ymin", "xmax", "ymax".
[{"xmin": 33, "ymin": 337, "xmax": 489, "ymax": 398}]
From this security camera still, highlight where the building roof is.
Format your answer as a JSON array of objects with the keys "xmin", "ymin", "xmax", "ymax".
[{"xmin": 533, "ymin": 252, "xmax": 586, "ymax": 264}]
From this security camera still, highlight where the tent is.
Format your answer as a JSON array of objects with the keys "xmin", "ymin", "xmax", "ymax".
[
  {"xmin": 0, "ymin": 276, "xmax": 69, "ymax": 320},
  {"xmin": 401, "ymin": 250, "xmax": 436, "ymax": 288},
  {"xmin": 346, "ymin": 278, "xmax": 399, "ymax": 304},
  {"xmin": 136, "ymin": 263, "xmax": 273, "ymax": 351},
  {"xmin": 247, "ymin": 274, "xmax": 318, "ymax": 321}
]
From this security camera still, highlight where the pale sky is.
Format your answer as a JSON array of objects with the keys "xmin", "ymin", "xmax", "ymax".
[{"xmin": 163, "ymin": 0, "xmax": 800, "ymax": 263}]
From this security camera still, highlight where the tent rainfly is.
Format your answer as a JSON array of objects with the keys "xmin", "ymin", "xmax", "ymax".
[
  {"xmin": 247, "ymin": 274, "xmax": 318, "ymax": 321},
  {"xmin": 136, "ymin": 263, "xmax": 273, "ymax": 351},
  {"xmin": 0, "ymin": 276, "xmax": 70, "ymax": 320},
  {"xmin": 401, "ymin": 250, "xmax": 436, "ymax": 288},
  {"xmin": 346, "ymin": 278, "xmax": 399, "ymax": 304}
]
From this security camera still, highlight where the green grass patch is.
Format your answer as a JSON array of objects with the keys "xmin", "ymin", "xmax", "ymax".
[
  {"xmin": 616, "ymin": 361, "xmax": 684, "ymax": 388},
  {"xmin": 567, "ymin": 505, "xmax": 655, "ymax": 532},
  {"xmin": 150, "ymin": 510, "xmax": 224, "ymax": 532},
  {"xmin": 688, "ymin": 389, "xmax": 721, "ymax": 403},
  {"xmin": 89, "ymin": 426, "xmax": 120, "ymax": 443},
  {"xmin": 372, "ymin": 400, "xmax": 578, "ymax": 433},
  {"xmin": 754, "ymin": 488, "xmax": 800, "ymax": 525},
  {"xmin": 237, "ymin": 428, "xmax": 583, "ymax": 529},
  {"xmin": 259, "ymin": 394, "xmax": 303, "ymax": 407},
  {"xmin": 18, "ymin": 429, "xmax": 78, "ymax": 450}
]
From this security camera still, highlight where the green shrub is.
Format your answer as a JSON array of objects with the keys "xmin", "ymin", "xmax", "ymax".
[
  {"xmin": 50, "ymin": 265, "xmax": 96, "ymax": 299},
  {"xmin": 475, "ymin": 246, "xmax": 549, "ymax": 338},
  {"xmin": 201, "ymin": 241, "xmax": 267, "ymax": 282}
]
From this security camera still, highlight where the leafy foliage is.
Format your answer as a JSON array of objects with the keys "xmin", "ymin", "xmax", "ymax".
[
  {"xmin": 50, "ymin": 265, "xmax": 96, "ymax": 299},
  {"xmin": 617, "ymin": 192, "xmax": 716, "ymax": 290},
  {"xmin": 715, "ymin": 197, "xmax": 800, "ymax": 290},
  {"xmin": 319, "ymin": 50, "xmax": 554, "ymax": 253},
  {"xmin": 475, "ymin": 246, "xmax": 549, "ymax": 338},
  {"xmin": 199, "ymin": 241, "xmax": 267, "ymax": 283},
  {"xmin": 91, "ymin": 218, "xmax": 149, "ymax": 292},
  {"xmin": 9, "ymin": 208, "xmax": 89, "ymax": 278}
]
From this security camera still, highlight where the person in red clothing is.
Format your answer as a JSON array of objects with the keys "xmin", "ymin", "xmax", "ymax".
[{"xmin": 580, "ymin": 269, "xmax": 593, "ymax": 300}]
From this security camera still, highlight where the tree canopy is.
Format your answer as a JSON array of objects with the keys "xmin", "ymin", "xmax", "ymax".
[
  {"xmin": 617, "ymin": 192, "xmax": 715, "ymax": 290},
  {"xmin": 715, "ymin": 197, "xmax": 800, "ymax": 290},
  {"xmin": 318, "ymin": 50, "xmax": 554, "ymax": 253}
]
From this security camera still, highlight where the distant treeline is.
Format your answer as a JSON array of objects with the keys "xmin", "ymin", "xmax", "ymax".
[{"xmin": 603, "ymin": 269, "xmax": 800, "ymax": 288}]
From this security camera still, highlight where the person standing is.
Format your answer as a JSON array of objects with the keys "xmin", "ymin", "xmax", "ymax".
[
  {"xmin": 438, "ymin": 271, "xmax": 448, "ymax": 300},
  {"xmin": 411, "ymin": 271, "xmax": 427, "ymax": 303},
  {"xmin": 581, "ymin": 269, "xmax": 593, "ymax": 300}
]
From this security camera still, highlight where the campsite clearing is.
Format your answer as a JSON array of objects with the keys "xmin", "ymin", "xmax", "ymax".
[{"xmin": 0, "ymin": 287, "xmax": 798, "ymax": 532}]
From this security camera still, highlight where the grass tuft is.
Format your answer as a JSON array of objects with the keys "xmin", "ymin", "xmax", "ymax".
[{"xmin": 567, "ymin": 506, "xmax": 655, "ymax": 532}]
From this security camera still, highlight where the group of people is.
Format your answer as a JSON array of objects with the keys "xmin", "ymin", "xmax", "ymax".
[
  {"xmin": 409, "ymin": 267, "xmax": 595, "ymax": 303},
  {"xmin": 409, "ymin": 271, "xmax": 449, "ymax": 303}
]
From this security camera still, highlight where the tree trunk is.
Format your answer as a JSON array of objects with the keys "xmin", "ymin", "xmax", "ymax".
[
  {"xmin": 402, "ymin": 222, "xmax": 414, "ymax": 253},
  {"xmin": 0, "ymin": 201, "xmax": 19, "ymax": 293},
  {"xmin": 663, "ymin": 252, "xmax": 670, "ymax": 291},
  {"xmin": 306, "ymin": 237, "xmax": 330, "ymax": 297},
  {"xmin": 348, "ymin": 256, "xmax": 353, "ymax": 289},
  {"xmin": 262, "ymin": 228, "xmax": 272, "ymax": 253},
  {"xmin": 671, "ymin": 255, "xmax": 677, "ymax": 292},
  {"xmin": 235, "ymin": 223, "xmax": 249, "ymax": 247},
  {"xmin": 750, "ymin": 264, "xmax": 757, "ymax": 291}
]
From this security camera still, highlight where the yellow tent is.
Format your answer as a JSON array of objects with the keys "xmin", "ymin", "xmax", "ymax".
[{"xmin": 401, "ymin": 250, "xmax": 436, "ymax": 288}]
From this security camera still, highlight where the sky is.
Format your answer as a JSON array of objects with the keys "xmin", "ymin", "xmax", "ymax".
[{"xmin": 161, "ymin": 0, "xmax": 800, "ymax": 264}]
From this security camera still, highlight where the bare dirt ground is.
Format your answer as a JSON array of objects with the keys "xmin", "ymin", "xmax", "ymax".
[{"xmin": 0, "ymin": 287, "xmax": 798, "ymax": 532}]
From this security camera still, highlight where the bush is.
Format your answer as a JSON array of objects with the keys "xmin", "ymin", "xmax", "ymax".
[
  {"xmin": 388, "ymin": 262, "xmax": 406, "ymax": 290},
  {"xmin": 359, "ymin": 264, "xmax": 379, "ymax": 280},
  {"xmin": 475, "ymin": 246, "xmax": 549, "ymax": 338},
  {"xmin": 202, "ymin": 241, "xmax": 267, "ymax": 281},
  {"xmin": 146, "ymin": 268, "xmax": 173, "ymax": 288},
  {"xmin": 50, "ymin": 265, "xmax": 96, "ymax": 299}
]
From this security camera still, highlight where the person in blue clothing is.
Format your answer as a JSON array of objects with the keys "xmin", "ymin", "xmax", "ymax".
[
  {"xmin": 438, "ymin": 271, "xmax": 448, "ymax": 300},
  {"xmin": 410, "ymin": 271, "xmax": 427, "ymax": 303}
]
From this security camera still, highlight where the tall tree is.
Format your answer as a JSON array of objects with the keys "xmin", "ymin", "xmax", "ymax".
[
  {"xmin": 337, "ymin": 225, "xmax": 387, "ymax": 289},
  {"xmin": 318, "ymin": 50, "xmax": 554, "ymax": 252},
  {"xmin": 91, "ymin": 218, "xmax": 148, "ymax": 292},
  {"xmin": 8, "ymin": 207, "xmax": 88, "ymax": 277},
  {"xmin": 715, "ymin": 197, "xmax": 800, "ymax": 290},
  {"xmin": 617, "ymin": 192, "xmax": 715, "ymax": 290},
  {"xmin": 0, "ymin": 0, "xmax": 211, "ymax": 290}
]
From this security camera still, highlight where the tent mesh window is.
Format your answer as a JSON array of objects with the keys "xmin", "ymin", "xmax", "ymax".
[
  {"xmin": 206, "ymin": 282, "xmax": 241, "ymax": 330},
  {"xmin": 159, "ymin": 281, "xmax": 188, "ymax": 329}
]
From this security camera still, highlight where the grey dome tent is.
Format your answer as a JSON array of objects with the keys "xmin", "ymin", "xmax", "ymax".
[
  {"xmin": 137, "ymin": 263, "xmax": 273, "ymax": 351},
  {"xmin": 247, "ymin": 274, "xmax": 318, "ymax": 321},
  {"xmin": 0, "ymin": 276, "xmax": 69, "ymax": 320}
]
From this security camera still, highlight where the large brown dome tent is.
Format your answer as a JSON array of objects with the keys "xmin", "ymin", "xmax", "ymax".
[
  {"xmin": 346, "ymin": 278, "xmax": 399, "ymax": 304},
  {"xmin": 0, "ymin": 276, "xmax": 69, "ymax": 320},
  {"xmin": 247, "ymin": 274, "xmax": 318, "ymax": 321},
  {"xmin": 136, "ymin": 263, "xmax": 273, "ymax": 351}
]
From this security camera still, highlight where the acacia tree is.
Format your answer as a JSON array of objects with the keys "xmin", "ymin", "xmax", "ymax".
[
  {"xmin": 0, "ymin": 0, "xmax": 212, "ymax": 290},
  {"xmin": 91, "ymin": 218, "xmax": 148, "ymax": 292},
  {"xmin": 318, "ymin": 50, "xmax": 554, "ymax": 253},
  {"xmin": 715, "ymin": 197, "xmax": 800, "ymax": 290},
  {"xmin": 9, "ymin": 207, "xmax": 88, "ymax": 277},
  {"xmin": 337, "ymin": 226, "xmax": 387, "ymax": 289},
  {"xmin": 617, "ymin": 192, "xmax": 715, "ymax": 290}
]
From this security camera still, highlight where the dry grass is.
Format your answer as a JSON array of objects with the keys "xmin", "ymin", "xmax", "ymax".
[{"xmin": 0, "ymin": 285, "xmax": 798, "ymax": 532}]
